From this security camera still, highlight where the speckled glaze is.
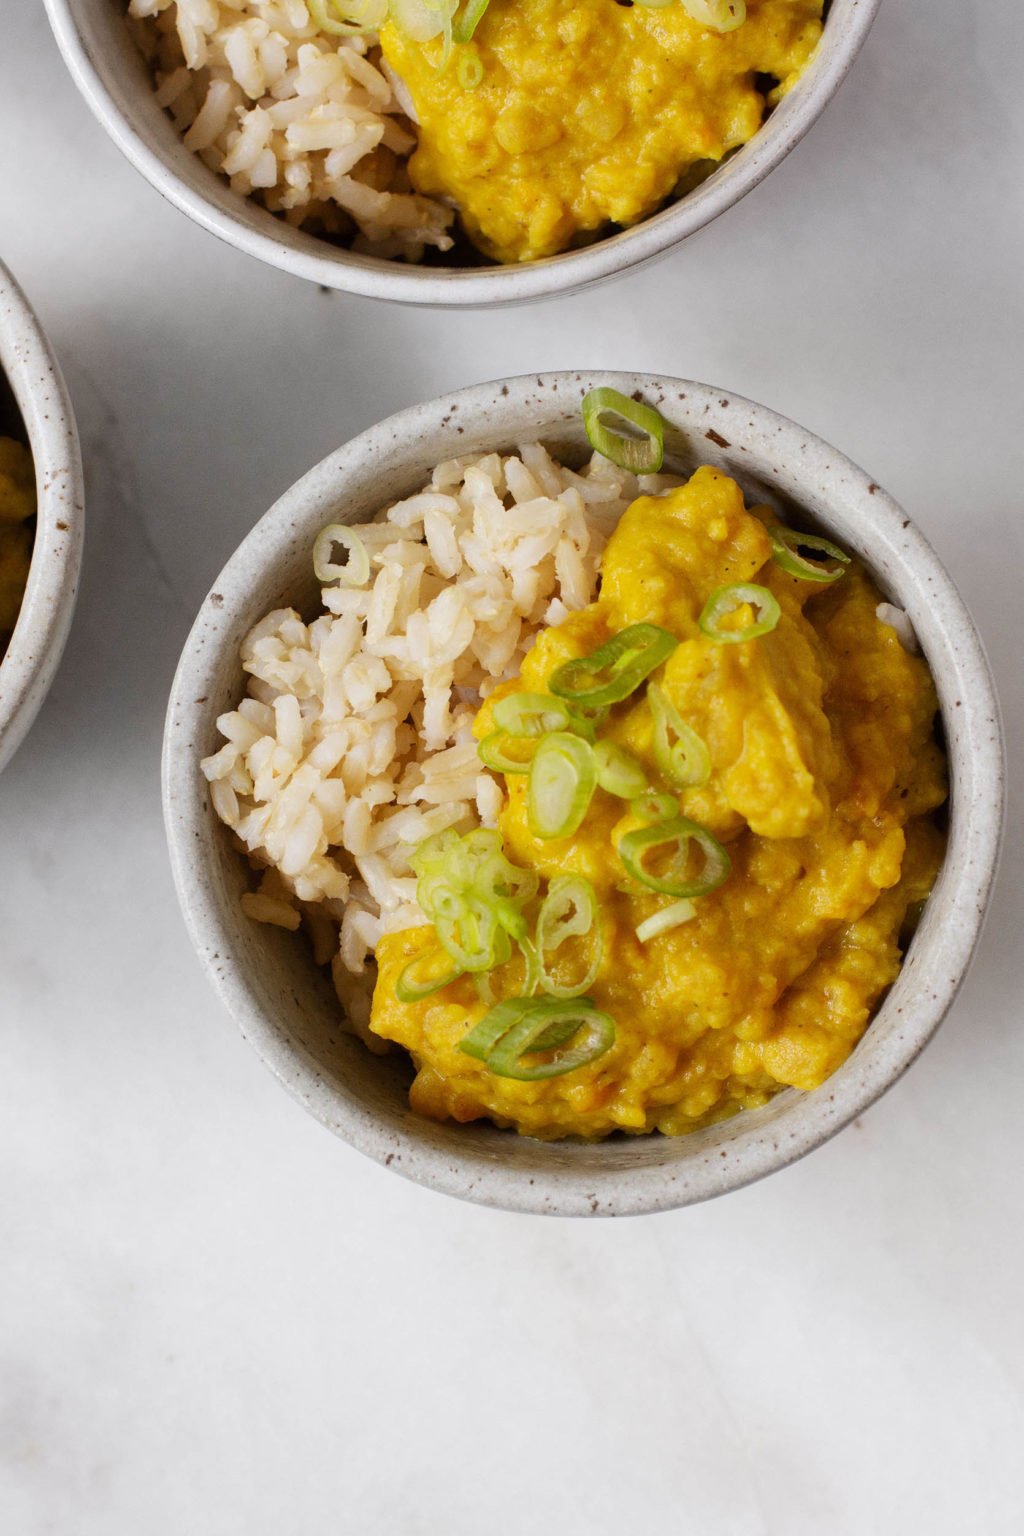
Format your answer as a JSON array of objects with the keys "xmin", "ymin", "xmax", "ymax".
[
  {"xmin": 162, "ymin": 374, "xmax": 1004, "ymax": 1216},
  {"xmin": 0, "ymin": 261, "xmax": 84, "ymax": 777},
  {"xmin": 45, "ymin": 0, "xmax": 881, "ymax": 306}
]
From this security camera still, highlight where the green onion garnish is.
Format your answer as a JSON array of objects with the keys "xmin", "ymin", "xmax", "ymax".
[
  {"xmin": 635, "ymin": 899, "xmax": 696, "ymax": 944},
  {"xmin": 677, "ymin": 0, "xmax": 747, "ymax": 31},
  {"xmin": 770, "ymin": 526, "xmax": 851, "ymax": 585},
  {"xmin": 492, "ymin": 691, "xmax": 571, "ymax": 737},
  {"xmin": 631, "ymin": 790, "xmax": 679, "ymax": 825},
  {"xmin": 582, "ymin": 387, "xmax": 666, "ymax": 474},
  {"xmin": 456, "ymin": 49, "xmax": 484, "ymax": 89},
  {"xmin": 477, "ymin": 730, "xmax": 537, "ymax": 774},
  {"xmin": 408, "ymin": 829, "xmax": 539, "ymax": 977},
  {"xmin": 618, "ymin": 816, "xmax": 731, "ymax": 898},
  {"xmin": 536, "ymin": 876, "xmax": 603, "ymax": 999},
  {"xmin": 459, "ymin": 996, "xmax": 616, "ymax": 1081},
  {"xmin": 313, "ymin": 523, "xmax": 370, "ymax": 587},
  {"xmin": 453, "ymin": 0, "xmax": 491, "ymax": 42},
  {"xmin": 594, "ymin": 740, "xmax": 649, "ymax": 800},
  {"xmin": 699, "ymin": 583, "xmax": 781, "ymax": 644},
  {"xmin": 527, "ymin": 732, "xmax": 597, "ymax": 840},
  {"xmin": 458, "ymin": 996, "xmax": 534, "ymax": 1062},
  {"xmin": 434, "ymin": 897, "xmax": 510, "ymax": 972},
  {"xmin": 395, "ymin": 946, "xmax": 464, "ymax": 1002},
  {"xmin": 548, "ymin": 623, "xmax": 678, "ymax": 709},
  {"xmin": 648, "ymin": 684, "xmax": 711, "ymax": 789},
  {"xmin": 308, "ymin": 0, "xmax": 388, "ymax": 34}
]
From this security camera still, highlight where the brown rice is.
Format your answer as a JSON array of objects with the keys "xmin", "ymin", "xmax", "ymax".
[
  {"xmin": 201, "ymin": 444, "xmax": 681, "ymax": 1042},
  {"xmin": 127, "ymin": 0, "xmax": 454, "ymax": 259}
]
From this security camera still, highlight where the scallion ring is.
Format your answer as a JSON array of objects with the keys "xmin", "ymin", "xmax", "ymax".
[
  {"xmin": 594, "ymin": 740, "xmax": 649, "ymax": 800},
  {"xmin": 631, "ymin": 791, "xmax": 679, "ymax": 825},
  {"xmin": 458, "ymin": 997, "xmax": 534, "ymax": 1062},
  {"xmin": 434, "ymin": 897, "xmax": 508, "ymax": 973},
  {"xmin": 618, "ymin": 816, "xmax": 731, "ymax": 898},
  {"xmin": 635, "ymin": 899, "xmax": 696, "ymax": 944},
  {"xmin": 395, "ymin": 947, "xmax": 464, "ymax": 1002},
  {"xmin": 536, "ymin": 876, "xmax": 602, "ymax": 999},
  {"xmin": 313, "ymin": 523, "xmax": 370, "ymax": 587},
  {"xmin": 527, "ymin": 732, "xmax": 597, "ymax": 840},
  {"xmin": 770, "ymin": 525, "xmax": 851, "ymax": 585},
  {"xmin": 648, "ymin": 684, "xmax": 711, "ymax": 789},
  {"xmin": 582, "ymin": 387, "xmax": 666, "ymax": 474},
  {"xmin": 677, "ymin": 0, "xmax": 746, "ymax": 32},
  {"xmin": 492, "ymin": 691, "xmax": 571, "ymax": 737},
  {"xmin": 548, "ymin": 623, "xmax": 678, "ymax": 709},
  {"xmin": 453, "ymin": 0, "xmax": 491, "ymax": 42},
  {"xmin": 460, "ymin": 996, "xmax": 616, "ymax": 1080},
  {"xmin": 477, "ymin": 730, "xmax": 537, "ymax": 774},
  {"xmin": 307, "ymin": 0, "xmax": 388, "ymax": 34},
  {"xmin": 699, "ymin": 583, "xmax": 780, "ymax": 644}
]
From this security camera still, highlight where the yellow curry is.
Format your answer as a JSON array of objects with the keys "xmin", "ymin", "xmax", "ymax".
[
  {"xmin": 0, "ymin": 437, "xmax": 35, "ymax": 651},
  {"xmin": 381, "ymin": 0, "xmax": 823, "ymax": 262},
  {"xmin": 371, "ymin": 466, "xmax": 946, "ymax": 1140}
]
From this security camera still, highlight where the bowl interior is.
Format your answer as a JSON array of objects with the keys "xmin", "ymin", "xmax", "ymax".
[
  {"xmin": 51, "ymin": 0, "xmax": 877, "ymax": 303},
  {"xmin": 165, "ymin": 374, "xmax": 1002, "ymax": 1214}
]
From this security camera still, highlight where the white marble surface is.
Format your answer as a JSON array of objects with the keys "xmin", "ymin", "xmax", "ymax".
[{"xmin": 2, "ymin": 1, "xmax": 1023, "ymax": 1530}]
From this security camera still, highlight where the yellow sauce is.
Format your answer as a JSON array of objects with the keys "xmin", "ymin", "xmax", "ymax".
[
  {"xmin": 0, "ymin": 437, "xmax": 35, "ymax": 644},
  {"xmin": 381, "ymin": 0, "xmax": 823, "ymax": 262},
  {"xmin": 370, "ymin": 467, "xmax": 947, "ymax": 1140}
]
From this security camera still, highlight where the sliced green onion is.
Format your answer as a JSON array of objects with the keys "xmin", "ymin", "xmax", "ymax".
[
  {"xmin": 618, "ymin": 816, "xmax": 731, "ymax": 898},
  {"xmin": 770, "ymin": 525, "xmax": 851, "ymax": 585},
  {"xmin": 548, "ymin": 623, "xmax": 678, "ymax": 709},
  {"xmin": 453, "ymin": 0, "xmax": 490, "ymax": 41},
  {"xmin": 396, "ymin": 947, "xmax": 463, "ymax": 1002},
  {"xmin": 313, "ymin": 523, "xmax": 370, "ymax": 587},
  {"xmin": 434, "ymin": 898, "xmax": 508, "ymax": 973},
  {"xmin": 582, "ymin": 387, "xmax": 666, "ymax": 474},
  {"xmin": 389, "ymin": 0, "xmax": 455, "ymax": 42},
  {"xmin": 699, "ymin": 583, "xmax": 780, "ymax": 644},
  {"xmin": 492, "ymin": 691, "xmax": 571, "ymax": 737},
  {"xmin": 308, "ymin": 0, "xmax": 388, "ymax": 34},
  {"xmin": 411, "ymin": 828, "xmax": 537, "ymax": 961},
  {"xmin": 635, "ymin": 899, "xmax": 696, "ymax": 944},
  {"xmin": 459, "ymin": 996, "xmax": 615, "ymax": 1080},
  {"xmin": 456, "ymin": 47, "xmax": 484, "ymax": 87},
  {"xmin": 536, "ymin": 876, "xmax": 602, "ymax": 999},
  {"xmin": 631, "ymin": 791, "xmax": 679, "ymax": 825},
  {"xmin": 594, "ymin": 740, "xmax": 648, "ymax": 800},
  {"xmin": 478, "ymin": 730, "xmax": 536, "ymax": 774},
  {"xmin": 459, "ymin": 997, "xmax": 534, "ymax": 1062},
  {"xmin": 527, "ymin": 732, "xmax": 597, "ymax": 840},
  {"xmin": 678, "ymin": 0, "xmax": 746, "ymax": 32},
  {"xmin": 648, "ymin": 684, "xmax": 711, "ymax": 789}
]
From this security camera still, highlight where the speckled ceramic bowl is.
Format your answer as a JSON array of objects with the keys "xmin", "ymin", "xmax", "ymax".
[
  {"xmin": 45, "ymin": 0, "xmax": 880, "ymax": 306},
  {"xmin": 0, "ymin": 261, "xmax": 84, "ymax": 777},
  {"xmin": 162, "ymin": 373, "xmax": 1004, "ymax": 1215}
]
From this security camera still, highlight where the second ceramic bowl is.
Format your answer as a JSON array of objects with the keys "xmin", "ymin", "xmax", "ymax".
[
  {"xmin": 46, "ymin": 0, "xmax": 880, "ymax": 305},
  {"xmin": 162, "ymin": 373, "xmax": 1003, "ymax": 1216},
  {"xmin": 0, "ymin": 260, "xmax": 84, "ymax": 777}
]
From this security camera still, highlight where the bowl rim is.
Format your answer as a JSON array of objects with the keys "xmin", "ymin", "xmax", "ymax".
[
  {"xmin": 162, "ymin": 372, "xmax": 1005, "ymax": 1216},
  {"xmin": 45, "ymin": 0, "xmax": 882, "ymax": 306},
  {"xmin": 0, "ymin": 260, "xmax": 85, "ymax": 776}
]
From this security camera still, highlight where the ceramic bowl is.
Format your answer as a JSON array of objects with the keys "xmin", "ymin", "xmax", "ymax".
[
  {"xmin": 0, "ymin": 261, "xmax": 84, "ymax": 777},
  {"xmin": 162, "ymin": 372, "xmax": 1004, "ymax": 1215},
  {"xmin": 45, "ymin": 0, "xmax": 880, "ymax": 306}
]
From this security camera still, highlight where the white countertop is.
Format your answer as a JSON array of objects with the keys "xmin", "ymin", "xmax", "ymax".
[{"xmin": 3, "ymin": 2, "xmax": 1023, "ymax": 1531}]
